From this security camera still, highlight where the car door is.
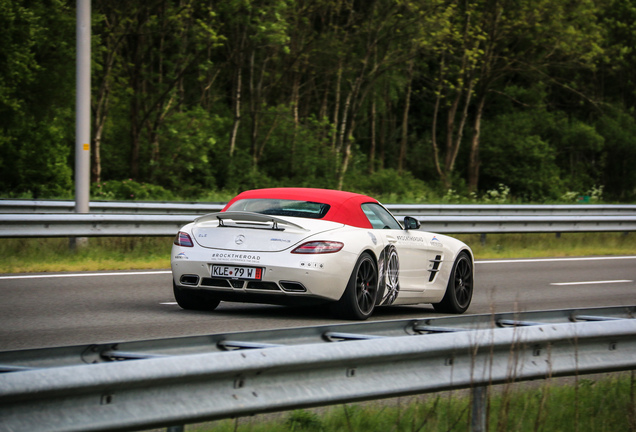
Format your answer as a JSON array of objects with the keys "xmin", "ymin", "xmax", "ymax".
[{"xmin": 361, "ymin": 203, "xmax": 432, "ymax": 302}]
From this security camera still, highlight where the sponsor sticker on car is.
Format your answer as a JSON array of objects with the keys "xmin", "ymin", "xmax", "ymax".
[{"xmin": 212, "ymin": 265, "xmax": 263, "ymax": 280}]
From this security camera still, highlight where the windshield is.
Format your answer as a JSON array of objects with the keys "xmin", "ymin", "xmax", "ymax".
[{"xmin": 226, "ymin": 199, "xmax": 330, "ymax": 219}]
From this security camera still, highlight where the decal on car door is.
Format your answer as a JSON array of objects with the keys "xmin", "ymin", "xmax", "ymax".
[{"xmin": 378, "ymin": 245, "xmax": 400, "ymax": 305}]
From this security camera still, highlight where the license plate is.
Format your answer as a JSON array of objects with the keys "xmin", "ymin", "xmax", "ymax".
[{"xmin": 212, "ymin": 265, "xmax": 263, "ymax": 280}]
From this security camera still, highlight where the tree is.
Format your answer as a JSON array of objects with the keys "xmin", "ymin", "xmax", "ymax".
[
  {"xmin": 480, "ymin": 107, "xmax": 563, "ymax": 201},
  {"xmin": 319, "ymin": 0, "xmax": 449, "ymax": 189},
  {"xmin": 0, "ymin": 0, "xmax": 75, "ymax": 198},
  {"xmin": 596, "ymin": 107, "xmax": 636, "ymax": 200},
  {"xmin": 2, "ymin": 0, "xmax": 635, "ymax": 202},
  {"xmin": 423, "ymin": 0, "xmax": 605, "ymax": 192}
]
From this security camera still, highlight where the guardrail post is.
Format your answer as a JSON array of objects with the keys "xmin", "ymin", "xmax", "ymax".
[
  {"xmin": 69, "ymin": 237, "xmax": 89, "ymax": 251},
  {"xmin": 470, "ymin": 385, "xmax": 487, "ymax": 432}
]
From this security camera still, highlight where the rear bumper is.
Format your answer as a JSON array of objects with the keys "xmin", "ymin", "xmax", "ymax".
[{"xmin": 171, "ymin": 245, "xmax": 357, "ymax": 302}]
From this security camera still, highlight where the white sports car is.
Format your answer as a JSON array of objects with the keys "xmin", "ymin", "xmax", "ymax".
[{"xmin": 171, "ymin": 188, "xmax": 474, "ymax": 320}]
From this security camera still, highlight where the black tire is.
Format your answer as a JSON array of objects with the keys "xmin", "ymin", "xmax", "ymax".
[
  {"xmin": 173, "ymin": 282, "xmax": 220, "ymax": 311},
  {"xmin": 331, "ymin": 252, "xmax": 379, "ymax": 320},
  {"xmin": 433, "ymin": 252, "xmax": 473, "ymax": 314}
]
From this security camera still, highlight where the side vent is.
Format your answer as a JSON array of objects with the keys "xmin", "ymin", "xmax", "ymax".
[{"xmin": 428, "ymin": 255, "xmax": 443, "ymax": 282}]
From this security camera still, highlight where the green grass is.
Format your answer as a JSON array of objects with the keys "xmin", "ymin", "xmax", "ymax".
[
  {"xmin": 455, "ymin": 232, "xmax": 636, "ymax": 260},
  {"xmin": 183, "ymin": 373, "xmax": 636, "ymax": 432},
  {"xmin": 0, "ymin": 232, "xmax": 634, "ymax": 274},
  {"xmin": 0, "ymin": 237, "xmax": 173, "ymax": 273}
]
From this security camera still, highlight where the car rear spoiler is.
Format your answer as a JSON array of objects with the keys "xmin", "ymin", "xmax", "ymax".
[{"xmin": 194, "ymin": 211, "xmax": 308, "ymax": 231}]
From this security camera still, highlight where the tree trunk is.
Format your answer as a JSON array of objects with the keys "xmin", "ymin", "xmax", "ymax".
[
  {"xmin": 337, "ymin": 69, "xmax": 368, "ymax": 190},
  {"xmin": 290, "ymin": 70, "xmax": 301, "ymax": 175},
  {"xmin": 447, "ymin": 77, "xmax": 474, "ymax": 174},
  {"xmin": 331, "ymin": 62, "xmax": 343, "ymax": 153},
  {"xmin": 468, "ymin": 94, "xmax": 486, "ymax": 192},
  {"xmin": 249, "ymin": 50, "xmax": 258, "ymax": 167},
  {"xmin": 398, "ymin": 60, "xmax": 414, "ymax": 173},
  {"xmin": 336, "ymin": 88, "xmax": 354, "ymax": 190},
  {"xmin": 430, "ymin": 59, "xmax": 447, "ymax": 187},
  {"xmin": 91, "ymin": 82, "xmax": 109, "ymax": 184},
  {"xmin": 369, "ymin": 95, "xmax": 376, "ymax": 174},
  {"xmin": 129, "ymin": 26, "xmax": 143, "ymax": 179},
  {"xmin": 229, "ymin": 67, "xmax": 242, "ymax": 157}
]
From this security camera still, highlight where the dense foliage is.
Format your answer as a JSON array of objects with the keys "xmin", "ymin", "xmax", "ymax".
[{"xmin": 1, "ymin": 0, "xmax": 636, "ymax": 202}]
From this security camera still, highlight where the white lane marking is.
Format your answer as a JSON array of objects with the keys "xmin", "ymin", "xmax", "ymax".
[
  {"xmin": 477, "ymin": 256, "xmax": 636, "ymax": 264},
  {"xmin": 550, "ymin": 280, "xmax": 633, "ymax": 286},
  {"xmin": 160, "ymin": 302, "xmax": 178, "ymax": 305},
  {"xmin": 0, "ymin": 270, "xmax": 171, "ymax": 280},
  {"xmin": 2, "ymin": 256, "xmax": 635, "ymax": 279}
]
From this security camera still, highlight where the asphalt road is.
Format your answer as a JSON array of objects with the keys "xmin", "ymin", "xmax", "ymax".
[{"xmin": 0, "ymin": 256, "xmax": 634, "ymax": 351}]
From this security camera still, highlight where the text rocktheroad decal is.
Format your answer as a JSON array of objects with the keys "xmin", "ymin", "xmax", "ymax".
[
  {"xmin": 211, "ymin": 253, "xmax": 262, "ymax": 262},
  {"xmin": 397, "ymin": 235, "xmax": 424, "ymax": 242}
]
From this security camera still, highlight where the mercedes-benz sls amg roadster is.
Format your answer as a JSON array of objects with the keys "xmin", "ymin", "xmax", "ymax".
[{"xmin": 171, "ymin": 188, "xmax": 474, "ymax": 320}]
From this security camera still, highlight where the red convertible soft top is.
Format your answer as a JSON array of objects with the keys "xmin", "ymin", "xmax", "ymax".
[{"xmin": 222, "ymin": 188, "xmax": 377, "ymax": 229}]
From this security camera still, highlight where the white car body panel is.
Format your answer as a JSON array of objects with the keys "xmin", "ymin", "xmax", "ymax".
[{"xmin": 171, "ymin": 212, "xmax": 472, "ymax": 305}]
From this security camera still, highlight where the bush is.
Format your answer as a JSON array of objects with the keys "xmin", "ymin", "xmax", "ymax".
[
  {"xmin": 344, "ymin": 168, "xmax": 432, "ymax": 203},
  {"xmin": 152, "ymin": 107, "xmax": 228, "ymax": 194},
  {"xmin": 91, "ymin": 179, "xmax": 175, "ymax": 201},
  {"xmin": 480, "ymin": 110, "xmax": 563, "ymax": 201},
  {"xmin": 595, "ymin": 107, "xmax": 636, "ymax": 201}
]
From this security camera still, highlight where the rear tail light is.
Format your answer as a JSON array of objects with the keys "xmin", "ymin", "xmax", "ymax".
[
  {"xmin": 174, "ymin": 231, "xmax": 194, "ymax": 247},
  {"xmin": 291, "ymin": 241, "xmax": 344, "ymax": 254}
]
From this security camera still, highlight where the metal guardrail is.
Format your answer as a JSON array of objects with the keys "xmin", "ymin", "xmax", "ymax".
[
  {"xmin": 1, "ymin": 306, "xmax": 635, "ymax": 432},
  {"xmin": 0, "ymin": 199, "xmax": 226, "ymax": 214},
  {"xmin": 2, "ymin": 199, "xmax": 636, "ymax": 215},
  {"xmin": 1, "ymin": 200, "xmax": 635, "ymax": 236},
  {"xmin": 0, "ymin": 213, "xmax": 189, "ymax": 237},
  {"xmin": 390, "ymin": 203, "xmax": 636, "ymax": 216},
  {"xmin": 1, "ymin": 212, "xmax": 635, "ymax": 237}
]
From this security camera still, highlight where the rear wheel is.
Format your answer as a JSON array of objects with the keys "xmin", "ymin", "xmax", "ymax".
[
  {"xmin": 173, "ymin": 282, "xmax": 220, "ymax": 311},
  {"xmin": 433, "ymin": 252, "xmax": 473, "ymax": 314},
  {"xmin": 331, "ymin": 252, "xmax": 378, "ymax": 320}
]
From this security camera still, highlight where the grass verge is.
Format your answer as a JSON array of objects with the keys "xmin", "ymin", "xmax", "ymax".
[
  {"xmin": 456, "ymin": 232, "xmax": 635, "ymax": 259},
  {"xmin": 0, "ymin": 237, "xmax": 173, "ymax": 273},
  {"xmin": 0, "ymin": 232, "xmax": 633, "ymax": 274},
  {"xmin": 183, "ymin": 373, "xmax": 636, "ymax": 432}
]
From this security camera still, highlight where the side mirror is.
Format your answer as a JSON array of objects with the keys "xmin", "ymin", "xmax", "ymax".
[{"xmin": 403, "ymin": 216, "xmax": 420, "ymax": 230}]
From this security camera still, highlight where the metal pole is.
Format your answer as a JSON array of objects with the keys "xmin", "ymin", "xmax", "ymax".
[
  {"xmin": 75, "ymin": 0, "xmax": 90, "ymax": 213},
  {"xmin": 470, "ymin": 386, "xmax": 487, "ymax": 432},
  {"xmin": 72, "ymin": 0, "xmax": 91, "ymax": 249}
]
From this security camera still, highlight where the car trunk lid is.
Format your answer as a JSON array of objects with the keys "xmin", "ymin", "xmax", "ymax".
[{"xmin": 191, "ymin": 211, "xmax": 342, "ymax": 252}]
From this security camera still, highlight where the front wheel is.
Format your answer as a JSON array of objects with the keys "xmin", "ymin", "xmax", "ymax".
[
  {"xmin": 433, "ymin": 252, "xmax": 473, "ymax": 314},
  {"xmin": 331, "ymin": 252, "xmax": 379, "ymax": 320},
  {"xmin": 173, "ymin": 282, "xmax": 220, "ymax": 311}
]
